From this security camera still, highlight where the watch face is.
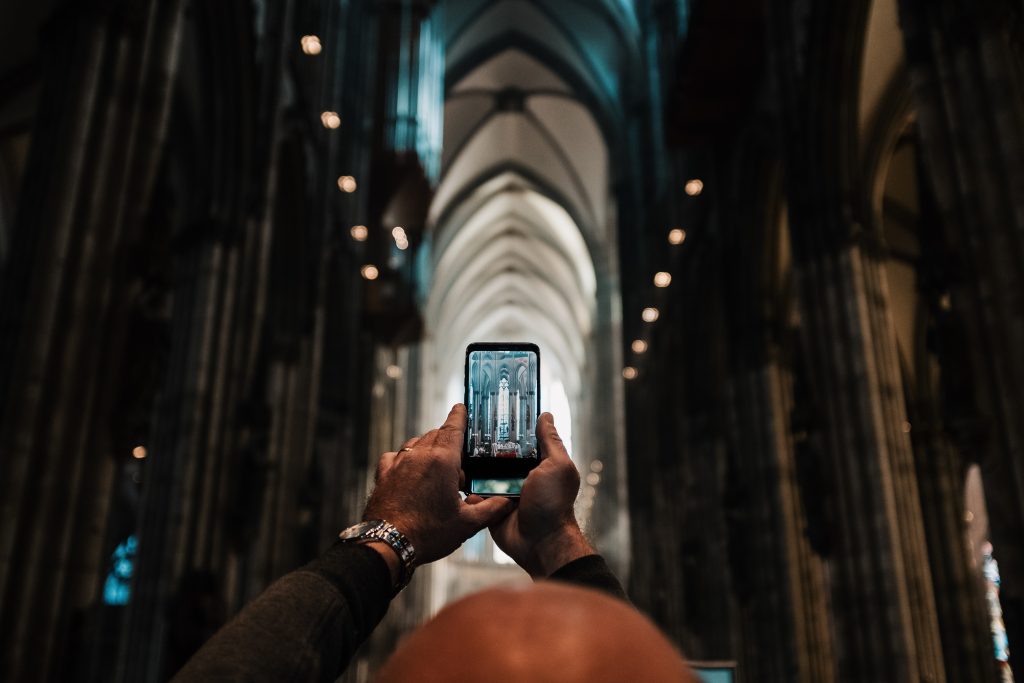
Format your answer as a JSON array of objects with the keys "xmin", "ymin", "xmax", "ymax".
[{"xmin": 338, "ymin": 521, "xmax": 380, "ymax": 540}]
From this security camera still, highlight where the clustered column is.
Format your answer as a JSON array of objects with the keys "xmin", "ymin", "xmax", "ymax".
[
  {"xmin": 899, "ymin": 0, "xmax": 1024, "ymax": 667},
  {"xmin": 0, "ymin": 2, "xmax": 185, "ymax": 680}
]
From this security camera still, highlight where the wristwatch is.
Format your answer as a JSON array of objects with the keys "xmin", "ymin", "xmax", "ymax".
[{"xmin": 338, "ymin": 520, "xmax": 416, "ymax": 591}]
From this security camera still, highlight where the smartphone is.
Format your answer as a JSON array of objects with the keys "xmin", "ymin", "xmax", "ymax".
[{"xmin": 462, "ymin": 342, "xmax": 541, "ymax": 497}]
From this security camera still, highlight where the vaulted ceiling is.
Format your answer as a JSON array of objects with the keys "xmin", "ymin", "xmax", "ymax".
[{"xmin": 424, "ymin": 0, "xmax": 642, "ymax": 442}]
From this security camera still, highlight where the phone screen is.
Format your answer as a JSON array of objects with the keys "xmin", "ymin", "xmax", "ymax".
[{"xmin": 463, "ymin": 343, "xmax": 540, "ymax": 496}]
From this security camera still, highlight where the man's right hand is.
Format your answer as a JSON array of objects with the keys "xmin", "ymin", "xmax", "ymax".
[{"xmin": 489, "ymin": 413, "xmax": 594, "ymax": 578}]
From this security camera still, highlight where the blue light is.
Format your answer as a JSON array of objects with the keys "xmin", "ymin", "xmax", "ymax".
[{"xmin": 103, "ymin": 534, "xmax": 137, "ymax": 606}]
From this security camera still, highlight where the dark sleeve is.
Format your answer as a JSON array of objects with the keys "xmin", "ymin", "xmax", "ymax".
[
  {"xmin": 173, "ymin": 543, "xmax": 393, "ymax": 682},
  {"xmin": 547, "ymin": 554, "xmax": 629, "ymax": 603}
]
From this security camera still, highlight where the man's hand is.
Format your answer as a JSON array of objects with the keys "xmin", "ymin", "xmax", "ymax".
[
  {"xmin": 489, "ymin": 413, "xmax": 594, "ymax": 578},
  {"xmin": 364, "ymin": 404, "xmax": 515, "ymax": 566}
]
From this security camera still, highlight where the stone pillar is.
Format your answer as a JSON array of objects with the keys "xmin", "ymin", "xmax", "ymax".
[
  {"xmin": 627, "ymin": 255, "xmax": 737, "ymax": 661},
  {"xmin": 717, "ymin": 150, "xmax": 836, "ymax": 682},
  {"xmin": 118, "ymin": 229, "xmax": 237, "ymax": 681},
  {"xmin": 898, "ymin": 0, "xmax": 1024, "ymax": 666},
  {"xmin": 790, "ymin": 241, "xmax": 945, "ymax": 682},
  {"xmin": 117, "ymin": 1, "xmax": 295, "ymax": 677},
  {"xmin": 910, "ymin": 419, "xmax": 1001, "ymax": 682},
  {"xmin": 768, "ymin": 1, "xmax": 946, "ymax": 677},
  {"xmin": 897, "ymin": 137, "xmax": 999, "ymax": 682},
  {"xmin": 0, "ymin": 1, "xmax": 184, "ymax": 679},
  {"xmin": 723, "ymin": 364, "xmax": 836, "ymax": 682}
]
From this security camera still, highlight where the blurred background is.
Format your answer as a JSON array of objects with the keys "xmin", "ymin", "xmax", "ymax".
[{"xmin": 0, "ymin": 0, "xmax": 1022, "ymax": 681}]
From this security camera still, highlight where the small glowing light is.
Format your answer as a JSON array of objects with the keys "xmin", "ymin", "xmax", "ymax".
[
  {"xmin": 320, "ymin": 111, "xmax": 341, "ymax": 129},
  {"xmin": 901, "ymin": 420, "xmax": 912, "ymax": 433},
  {"xmin": 668, "ymin": 228, "xmax": 687, "ymax": 245},
  {"xmin": 631, "ymin": 339, "xmax": 647, "ymax": 354},
  {"xmin": 622, "ymin": 366, "xmax": 638, "ymax": 380},
  {"xmin": 392, "ymin": 226, "xmax": 409, "ymax": 250},
  {"xmin": 586, "ymin": 472, "xmax": 600, "ymax": 486},
  {"xmin": 385, "ymin": 365, "xmax": 402, "ymax": 379},
  {"xmin": 590, "ymin": 459, "xmax": 604, "ymax": 473},
  {"xmin": 582, "ymin": 486, "xmax": 596, "ymax": 498},
  {"xmin": 360, "ymin": 264, "xmax": 379, "ymax": 280},
  {"xmin": 684, "ymin": 179, "xmax": 704, "ymax": 196},
  {"xmin": 641, "ymin": 307, "xmax": 659, "ymax": 323},
  {"xmin": 965, "ymin": 510, "xmax": 975, "ymax": 522},
  {"xmin": 300, "ymin": 35, "xmax": 322, "ymax": 55},
  {"xmin": 654, "ymin": 271, "xmax": 672, "ymax": 288},
  {"xmin": 132, "ymin": 446, "xmax": 147, "ymax": 459},
  {"xmin": 350, "ymin": 225, "xmax": 368, "ymax": 241},
  {"xmin": 580, "ymin": 497, "xmax": 594, "ymax": 509},
  {"xmin": 337, "ymin": 175, "xmax": 357, "ymax": 193}
]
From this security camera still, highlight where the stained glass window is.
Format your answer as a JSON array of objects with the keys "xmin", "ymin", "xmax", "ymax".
[
  {"xmin": 103, "ymin": 535, "xmax": 137, "ymax": 606},
  {"xmin": 982, "ymin": 543, "xmax": 1014, "ymax": 681}
]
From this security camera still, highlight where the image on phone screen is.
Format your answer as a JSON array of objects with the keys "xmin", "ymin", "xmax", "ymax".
[{"xmin": 465, "ymin": 347, "xmax": 539, "ymax": 460}]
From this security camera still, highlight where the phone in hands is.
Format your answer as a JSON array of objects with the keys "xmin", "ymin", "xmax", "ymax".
[{"xmin": 462, "ymin": 342, "xmax": 541, "ymax": 497}]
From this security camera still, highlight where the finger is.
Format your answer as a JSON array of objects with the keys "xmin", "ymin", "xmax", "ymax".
[
  {"xmin": 468, "ymin": 493, "xmax": 519, "ymax": 513},
  {"xmin": 434, "ymin": 404, "xmax": 467, "ymax": 448},
  {"xmin": 460, "ymin": 495, "xmax": 515, "ymax": 530},
  {"xmin": 536, "ymin": 413, "xmax": 571, "ymax": 462},
  {"xmin": 400, "ymin": 435, "xmax": 422, "ymax": 451},
  {"xmin": 376, "ymin": 452, "xmax": 397, "ymax": 482}
]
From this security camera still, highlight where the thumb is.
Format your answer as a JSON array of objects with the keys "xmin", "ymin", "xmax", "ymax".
[
  {"xmin": 536, "ymin": 413, "xmax": 571, "ymax": 463},
  {"xmin": 461, "ymin": 495, "xmax": 515, "ymax": 530}
]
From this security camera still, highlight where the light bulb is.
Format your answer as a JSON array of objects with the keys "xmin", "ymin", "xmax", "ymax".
[
  {"xmin": 300, "ymin": 35, "xmax": 322, "ymax": 55},
  {"xmin": 320, "ymin": 111, "xmax": 341, "ymax": 129}
]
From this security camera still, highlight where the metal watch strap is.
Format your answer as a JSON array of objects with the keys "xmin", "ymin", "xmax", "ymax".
[{"xmin": 340, "ymin": 520, "xmax": 416, "ymax": 591}]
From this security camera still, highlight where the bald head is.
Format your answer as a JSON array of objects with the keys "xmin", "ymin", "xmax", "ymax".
[{"xmin": 375, "ymin": 582, "xmax": 696, "ymax": 683}]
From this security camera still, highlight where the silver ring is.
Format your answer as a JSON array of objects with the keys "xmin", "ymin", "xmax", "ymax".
[{"xmin": 399, "ymin": 447, "xmax": 414, "ymax": 453}]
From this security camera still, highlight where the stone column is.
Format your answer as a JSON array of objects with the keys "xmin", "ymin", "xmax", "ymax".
[
  {"xmin": 909, "ymin": 417, "xmax": 1001, "ymax": 682},
  {"xmin": 897, "ymin": 138, "xmax": 999, "ymax": 682},
  {"xmin": 627, "ymin": 254, "xmax": 738, "ymax": 661},
  {"xmin": 118, "ymin": 229, "xmax": 237, "ymax": 681},
  {"xmin": 769, "ymin": 1, "xmax": 946, "ymax": 677},
  {"xmin": 723, "ymin": 364, "xmax": 836, "ymax": 682},
  {"xmin": 898, "ymin": 0, "xmax": 1024, "ymax": 665},
  {"xmin": 789, "ymin": 240, "xmax": 945, "ymax": 682},
  {"xmin": 0, "ymin": 1, "xmax": 184, "ymax": 679},
  {"xmin": 117, "ymin": 1, "xmax": 294, "ymax": 677},
  {"xmin": 718, "ymin": 150, "xmax": 836, "ymax": 682}
]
